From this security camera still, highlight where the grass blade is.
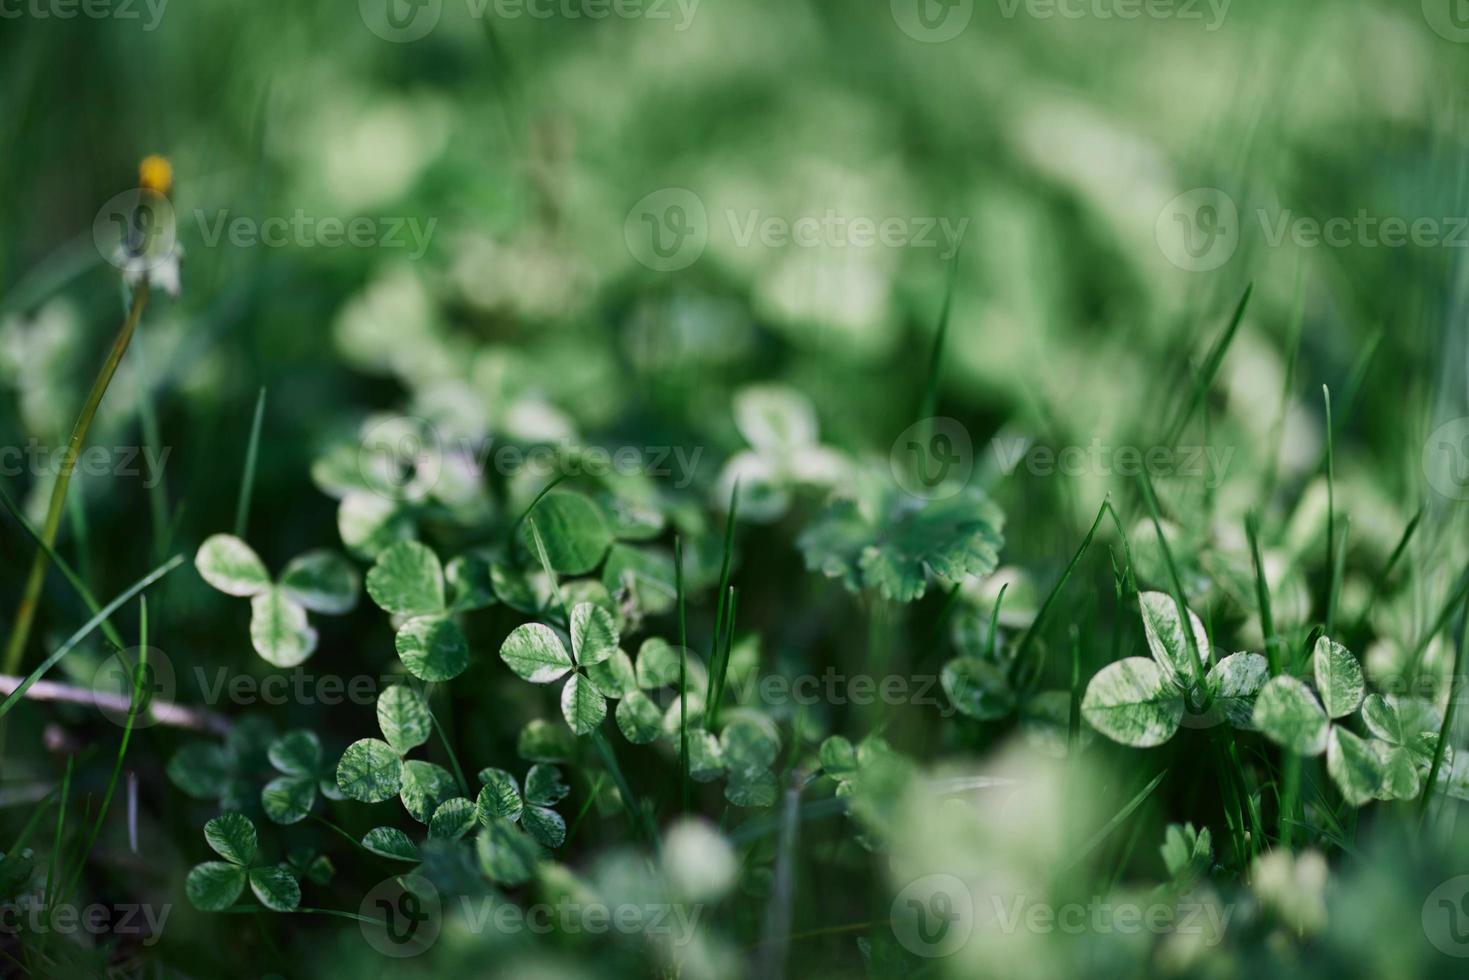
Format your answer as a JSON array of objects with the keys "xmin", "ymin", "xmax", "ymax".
[{"xmin": 233, "ymin": 386, "xmax": 267, "ymax": 538}]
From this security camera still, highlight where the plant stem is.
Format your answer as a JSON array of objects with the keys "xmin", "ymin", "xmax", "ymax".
[{"xmin": 3, "ymin": 282, "xmax": 150, "ymax": 675}]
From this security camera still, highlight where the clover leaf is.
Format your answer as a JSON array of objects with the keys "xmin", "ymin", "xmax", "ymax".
[
  {"xmin": 474, "ymin": 764, "xmax": 570, "ymax": 848},
  {"xmin": 185, "ymin": 813, "xmax": 300, "ymax": 912},
  {"xmin": 260, "ymin": 730, "xmax": 342, "ymax": 825},
  {"xmin": 196, "ymin": 534, "xmax": 359, "ymax": 667},
  {"xmin": 499, "ymin": 603, "xmax": 619, "ymax": 735},
  {"xmin": 168, "ymin": 717, "xmax": 278, "ymax": 813},
  {"xmin": 1083, "ymin": 593, "xmax": 1267, "ymax": 748},
  {"xmin": 336, "ymin": 685, "xmax": 457, "ymax": 823},
  {"xmin": 798, "ymin": 481, "xmax": 1004, "ymax": 602},
  {"xmin": 366, "ymin": 540, "xmax": 487, "ymax": 682},
  {"xmin": 715, "ymin": 385, "xmax": 851, "ymax": 523}
]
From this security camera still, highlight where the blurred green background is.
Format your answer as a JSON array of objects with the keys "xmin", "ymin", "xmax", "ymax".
[{"xmin": 2, "ymin": 0, "xmax": 1469, "ymax": 976}]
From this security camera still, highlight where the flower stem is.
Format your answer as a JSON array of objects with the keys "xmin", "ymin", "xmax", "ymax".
[{"xmin": 2, "ymin": 282, "xmax": 149, "ymax": 675}]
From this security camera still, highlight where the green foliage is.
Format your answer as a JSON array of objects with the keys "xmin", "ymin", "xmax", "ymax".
[{"xmin": 185, "ymin": 814, "xmax": 300, "ymax": 912}]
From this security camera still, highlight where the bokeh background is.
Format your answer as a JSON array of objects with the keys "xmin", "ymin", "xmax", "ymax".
[{"xmin": 2, "ymin": 0, "xmax": 1469, "ymax": 976}]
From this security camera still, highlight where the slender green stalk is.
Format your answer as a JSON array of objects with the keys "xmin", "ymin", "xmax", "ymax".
[
  {"xmin": 704, "ymin": 481, "xmax": 740, "ymax": 719},
  {"xmin": 1138, "ymin": 471, "xmax": 1204, "ymax": 687},
  {"xmin": 1326, "ymin": 518, "xmax": 1350, "ymax": 637},
  {"xmin": 0, "ymin": 481, "xmax": 124, "ymax": 651},
  {"xmin": 234, "ymin": 387, "xmax": 267, "ymax": 538},
  {"xmin": 1165, "ymin": 283, "xmax": 1252, "ymax": 446},
  {"xmin": 592, "ymin": 730, "xmax": 658, "ymax": 855},
  {"xmin": 1352, "ymin": 508, "xmax": 1422, "ymax": 647},
  {"xmin": 1013, "ymin": 497, "xmax": 1111, "ymax": 674},
  {"xmin": 1246, "ymin": 511, "xmax": 1277, "ymax": 675},
  {"xmin": 1323, "ymin": 386, "xmax": 1336, "ymax": 617},
  {"xmin": 675, "ymin": 536, "xmax": 689, "ymax": 814},
  {"xmin": 507, "ymin": 473, "xmax": 569, "ymax": 561},
  {"xmin": 4, "ymin": 282, "xmax": 150, "ymax": 674},
  {"xmin": 0, "ymin": 553, "xmax": 183, "ymax": 721},
  {"xmin": 1421, "ymin": 589, "xmax": 1469, "ymax": 822},
  {"xmin": 988, "ymin": 582, "xmax": 1009, "ymax": 661},
  {"xmin": 61, "ymin": 600, "xmax": 149, "ymax": 901}
]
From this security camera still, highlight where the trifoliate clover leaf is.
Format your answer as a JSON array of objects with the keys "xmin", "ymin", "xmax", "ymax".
[
  {"xmin": 196, "ymin": 534, "xmax": 271, "ymax": 596},
  {"xmin": 517, "ymin": 490, "xmax": 612, "ymax": 575},
  {"xmin": 1081, "ymin": 658, "xmax": 1184, "ymax": 748},
  {"xmin": 615, "ymin": 690, "xmax": 663, "ymax": 743},
  {"xmin": 365, "ymin": 541, "xmax": 471, "ymax": 682},
  {"xmin": 476, "ymin": 817, "xmax": 543, "ymax": 887},
  {"xmin": 1312, "ymin": 636, "xmax": 1365, "ymax": 719},
  {"xmin": 476, "ymin": 769, "xmax": 525, "ymax": 822},
  {"xmin": 940, "ymin": 656, "xmax": 1016, "ymax": 721},
  {"xmin": 195, "ymin": 534, "xmax": 357, "ymax": 667},
  {"xmin": 1160, "ymin": 823, "xmax": 1213, "ymax": 887},
  {"xmin": 560, "ymin": 674, "xmax": 607, "ymax": 735},
  {"xmin": 204, "ymin": 812, "xmax": 258, "ymax": 865},
  {"xmin": 366, "ymin": 540, "xmax": 444, "ymax": 617},
  {"xmin": 570, "ymin": 602, "xmax": 618, "ymax": 668},
  {"xmin": 362, "ymin": 827, "xmax": 419, "ymax": 862},
  {"xmin": 249, "ymin": 587, "xmax": 318, "ymax": 669},
  {"xmin": 279, "ymin": 551, "xmax": 360, "ymax": 615},
  {"xmin": 1252, "ymin": 676, "xmax": 1329, "ymax": 756},
  {"xmin": 716, "ymin": 385, "xmax": 850, "ymax": 523},
  {"xmin": 429, "ymin": 798, "xmax": 478, "ymax": 840},
  {"xmin": 260, "ymin": 730, "xmax": 340, "ymax": 825},
  {"xmin": 400, "ymin": 760, "xmax": 458, "ymax": 823},
  {"xmin": 186, "ymin": 813, "xmax": 299, "ymax": 913},
  {"xmin": 285, "ymin": 849, "xmax": 335, "ymax": 886},
  {"xmin": 500, "ymin": 624, "xmax": 574, "ymax": 683},
  {"xmin": 169, "ymin": 718, "xmax": 278, "ymax": 813},
  {"xmin": 587, "ymin": 650, "xmax": 638, "ymax": 698},
  {"xmin": 336, "ymin": 738, "xmax": 402, "ymax": 803},
  {"xmin": 1362, "ymin": 694, "xmax": 1439, "ymax": 800},
  {"xmin": 1326, "ymin": 726, "xmax": 1383, "ymax": 806},
  {"xmin": 1205, "ymin": 652, "xmax": 1269, "ymax": 729},
  {"xmin": 248, "ymin": 866, "xmax": 302, "ymax": 912},
  {"xmin": 377, "ymin": 685, "xmax": 433, "ymax": 754},
  {"xmin": 1138, "ymin": 591, "xmax": 1210, "ymax": 689},
  {"xmin": 798, "ymin": 483, "xmax": 1004, "ymax": 603}
]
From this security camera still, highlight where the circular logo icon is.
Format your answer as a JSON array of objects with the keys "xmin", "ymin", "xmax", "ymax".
[
  {"xmin": 358, "ymin": 416, "xmax": 443, "ymax": 502},
  {"xmin": 359, "ymin": 0, "xmax": 442, "ymax": 42},
  {"xmin": 1423, "ymin": 0, "xmax": 1469, "ymax": 43},
  {"xmin": 890, "ymin": 873, "xmax": 973, "ymax": 958},
  {"xmin": 891, "ymin": 0, "xmax": 974, "ymax": 43},
  {"xmin": 624, "ymin": 189, "xmax": 708, "ymax": 272},
  {"xmin": 93, "ymin": 189, "xmax": 178, "ymax": 273},
  {"xmin": 890, "ymin": 417, "xmax": 974, "ymax": 500},
  {"xmin": 1156, "ymin": 188, "xmax": 1240, "ymax": 272},
  {"xmin": 1423, "ymin": 417, "xmax": 1469, "ymax": 502},
  {"xmin": 1423, "ymin": 874, "xmax": 1469, "ymax": 957},
  {"xmin": 90, "ymin": 646, "xmax": 174, "ymax": 729},
  {"xmin": 360, "ymin": 874, "xmax": 442, "ymax": 957}
]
